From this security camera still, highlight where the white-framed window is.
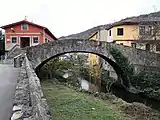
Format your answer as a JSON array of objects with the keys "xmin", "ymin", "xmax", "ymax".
[
  {"xmin": 21, "ymin": 23, "xmax": 28, "ymax": 30},
  {"xmin": 139, "ymin": 26, "xmax": 145, "ymax": 35},
  {"xmin": 117, "ymin": 28, "xmax": 124, "ymax": 36},
  {"xmin": 33, "ymin": 37, "xmax": 39, "ymax": 43},
  {"xmin": 11, "ymin": 37, "xmax": 17, "ymax": 43}
]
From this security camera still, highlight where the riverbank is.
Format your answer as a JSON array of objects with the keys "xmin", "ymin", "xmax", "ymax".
[{"xmin": 41, "ymin": 80, "xmax": 160, "ymax": 120}]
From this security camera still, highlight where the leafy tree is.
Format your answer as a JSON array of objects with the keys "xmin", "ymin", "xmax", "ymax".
[
  {"xmin": 39, "ymin": 58, "xmax": 73, "ymax": 79},
  {"xmin": 132, "ymin": 71, "xmax": 160, "ymax": 90}
]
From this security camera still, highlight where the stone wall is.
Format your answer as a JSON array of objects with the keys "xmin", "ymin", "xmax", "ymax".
[{"xmin": 11, "ymin": 56, "xmax": 51, "ymax": 120}]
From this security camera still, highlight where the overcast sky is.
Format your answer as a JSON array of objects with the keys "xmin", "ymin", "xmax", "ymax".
[{"xmin": 0, "ymin": 0, "xmax": 160, "ymax": 37}]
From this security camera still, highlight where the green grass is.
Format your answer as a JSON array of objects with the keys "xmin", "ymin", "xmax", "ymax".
[{"xmin": 41, "ymin": 80, "xmax": 128, "ymax": 120}]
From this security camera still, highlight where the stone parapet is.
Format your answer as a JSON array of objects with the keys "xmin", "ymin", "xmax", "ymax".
[{"xmin": 11, "ymin": 56, "xmax": 51, "ymax": 120}]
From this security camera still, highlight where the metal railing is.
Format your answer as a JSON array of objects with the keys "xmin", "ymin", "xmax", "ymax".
[{"xmin": 6, "ymin": 44, "xmax": 20, "ymax": 59}]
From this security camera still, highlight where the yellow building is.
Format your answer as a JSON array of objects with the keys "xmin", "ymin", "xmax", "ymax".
[
  {"xmin": 87, "ymin": 23, "xmax": 143, "ymax": 48},
  {"xmin": 87, "ymin": 23, "xmax": 151, "ymax": 66},
  {"xmin": 108, "ymin": 24, "xmax": 139, "ymax": 46},
  {"xmin": 87, "ymin": 18, "xmax": 160, "ymax": 64},
  {"xmin": 107, "ymin": 22, "xmax": 160, "ymax": 53}
]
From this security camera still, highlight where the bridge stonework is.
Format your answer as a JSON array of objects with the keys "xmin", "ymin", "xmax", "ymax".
[
  {"xmin": 27, "ymin": 39, "xmax": 160, "ymax": 71},
  {"xmin": 26, "ymin": 39, "xmax": 160, "ymax": 87}
]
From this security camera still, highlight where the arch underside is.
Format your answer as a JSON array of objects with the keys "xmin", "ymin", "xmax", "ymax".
[{"xmin": 33, "ymin": 50, "xmax": 130, "ymax": 88}]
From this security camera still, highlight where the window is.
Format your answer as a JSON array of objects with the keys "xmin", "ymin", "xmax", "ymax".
[
  {"xmin": 131, "ymin": 43, "xmax": 136, "ymax": 48},
  {"xmin": 33, "ymin": 37, "xmax": 39, "ymax": 43},
  {"xmin": 156, "ymin": 44, "xmax": 160, "ymax": 51},
  {"xmin": 21, "ymin": 23, "xmax": 28, "ymax": 30},
  {"xmin": 109, "ymin": 30, "xmax": 111, "ymax": 36},
  {"xmin": 148, "ymin": 26, "xmax": 152, "ymax": 35},
  {"xmin": 117, "ymin": 28, "xmax": 123, "ymax": 36},
  {"xmin": 139, "ymin": 26, "xmax": 145, "ymax": 35},
  {"xmin": 11, "ymin": 37, "xmax": 17, "ymax": 43},
  {"xmin": 146, "ymin": 44, "xmax": 150, "ymax": 51}
]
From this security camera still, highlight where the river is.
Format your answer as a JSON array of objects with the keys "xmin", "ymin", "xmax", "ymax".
[{"xmin": 111, "ymin": 84, "xmax": 160, "ymax": 111}]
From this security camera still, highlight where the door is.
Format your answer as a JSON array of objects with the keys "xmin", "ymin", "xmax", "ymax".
[{"xmin": 20, "ymin": 37, "xmax": 30, "ymax": 48}]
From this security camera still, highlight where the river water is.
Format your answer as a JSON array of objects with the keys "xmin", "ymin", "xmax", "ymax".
[{"xmin": 111, "ymin": 84, "xmax": 160, "ymax": 111}]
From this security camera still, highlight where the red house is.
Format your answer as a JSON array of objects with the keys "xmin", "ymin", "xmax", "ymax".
[{"xmin": 1, "ymin": 19, "xmax": 57, "ymax": 51}]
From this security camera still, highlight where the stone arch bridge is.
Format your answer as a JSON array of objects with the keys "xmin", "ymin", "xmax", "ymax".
[{"xmin": 26, "ymin": 39, "xmax": 160, "ymax": 88}]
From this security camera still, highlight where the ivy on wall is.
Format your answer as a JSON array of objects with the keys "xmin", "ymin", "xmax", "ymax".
[
  {"xmin": 110, "ymin": 47, "xmax": 160, "ymax": 100},
  {"xmin": 110, "ymin": 47, "xmax": 134, "ymax": 85}
]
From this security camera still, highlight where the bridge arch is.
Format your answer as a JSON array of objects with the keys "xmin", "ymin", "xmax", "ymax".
[
  {"xmin": 26, "ymin": 39, "xmax": 132, "ymax": 88},
  {"xmin": 35, "ymin": 51, "xmax": 129, "ymax": 87}
]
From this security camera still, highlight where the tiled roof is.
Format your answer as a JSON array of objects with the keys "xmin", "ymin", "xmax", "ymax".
[
  {"xmin": 109, "ymin": 11, "xmax": 160, "ymax": 29},
  {"xmin": 1, "ymin": 20, "xmax": 57, "ymax": 40}
]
